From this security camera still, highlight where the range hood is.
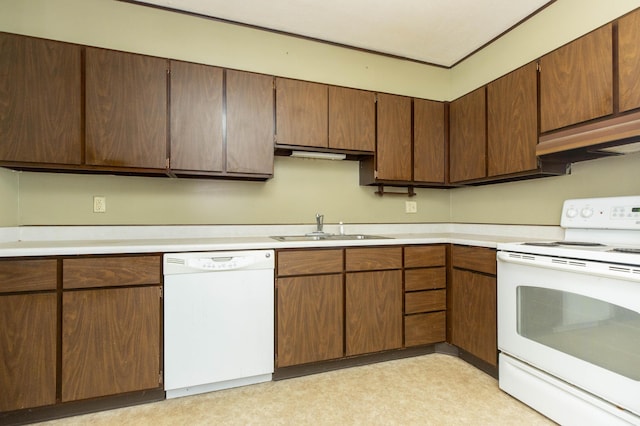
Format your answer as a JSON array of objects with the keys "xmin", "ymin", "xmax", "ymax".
[{"xmin": 537, "ymin": 110, "xmax": 640, "ymax": 165}]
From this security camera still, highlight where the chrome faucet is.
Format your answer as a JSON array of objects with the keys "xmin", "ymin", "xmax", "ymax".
[{"xmin": 315, "ymin": 213, "xmax": 324, "ymax": 233}]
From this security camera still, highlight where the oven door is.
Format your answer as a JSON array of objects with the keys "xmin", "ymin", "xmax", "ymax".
[{"xmin": 497, "ymin": 251, "xmax": 640, "ymax": 416}]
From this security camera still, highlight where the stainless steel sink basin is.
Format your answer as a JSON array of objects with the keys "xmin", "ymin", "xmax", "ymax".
[{"xmin": 270, "ymin": 234, "xmax": 392, "ymax": 242}]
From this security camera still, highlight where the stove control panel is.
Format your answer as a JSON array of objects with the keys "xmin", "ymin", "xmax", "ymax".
[{"xmin": 561, "ymin": 195, "xmax": 640, "ymax": 229}]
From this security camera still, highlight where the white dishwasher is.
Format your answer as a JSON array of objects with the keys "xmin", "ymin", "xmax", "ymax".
[{"xmin": 163, "ymin": 250, "xmax": 274, "ymax": 399}]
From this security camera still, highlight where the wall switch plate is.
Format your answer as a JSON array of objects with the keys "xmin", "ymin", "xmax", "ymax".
[
  {"xmin": 93, "ymin": 196, "xmax": 106, "ymax": 213},
  {"xmin": 405, "ymin": 201, "xmax": 417, "ymax": 214}
]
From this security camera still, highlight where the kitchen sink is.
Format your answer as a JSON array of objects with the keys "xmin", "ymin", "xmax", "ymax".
[{"xmin": 270, "ymin": 234, "xmax": 393, "ymax": 242}]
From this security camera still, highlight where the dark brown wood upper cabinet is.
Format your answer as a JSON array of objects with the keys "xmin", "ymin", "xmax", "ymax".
[
  {"xmin": 0, "ymin": 33, "xmax": 81, "ymax": 165},
  {"xmin": 226, "ymin": 70, "xmax": 274, "ymax": 175},
  {"xmin": 169, "ymin": 61, "xmax": 224, "ymax": 172},
  {"xmin": 275, "ymin": 77, "xmax": 328, "ymax": 148},
  {"xmin": 376, "ymin": 93, "xmax": 412, "ymax": 181},
  {"xmin": 85, "ymin": 47, "xmax": 168, "ymax": 169},
  {"xmin": 414, "ymin": 99, "xmax": 446, "ymax": 183},
  {"xmin": 449, "ymin": 87, "xmax": 486, "ymax": 183},
  {"xmin": 487, "ymin": 62, "xmax": 538, "ymax": 177},
  {"xmin": 618, "ymin": 9, "xmax": 640, "ymax": 113},
  {"xmin": 539, "ymin": 24, "xmax": 613, "ymax": 133},
  {"xmin": 328, "ymin": 86, "xmax": 375, "ymax": 152}
]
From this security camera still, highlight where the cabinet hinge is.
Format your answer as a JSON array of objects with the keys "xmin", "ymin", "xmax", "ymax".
[
  {"xmin": 273, "ymin": 135, "xmax": 278, "ymax": 143},
  {"xmin": 159, "ymin": 287, "xmax": 163, "ymax": 299},
  {"xmin": 374, "ymin": 170, "xmax": 378, "ymax": 179},
  {"xmin": 537, "ymin": 62, "xmax": 541, "ymax": 72},
  {"xmin": 159, "ymin": 370, "xmax": 163, "ymax": 385},
  {"xmin": 374, "ymin": 94, "xmax": 378, "ymax": 103},
  {"xmin": 165, "ymin": 158, "xmax": 170, "ymax": 169}
]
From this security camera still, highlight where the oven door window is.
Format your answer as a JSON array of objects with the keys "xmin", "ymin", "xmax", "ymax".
[{"xmin": 517, "ymin": 286, "xmax": 640, "ymax": 381}]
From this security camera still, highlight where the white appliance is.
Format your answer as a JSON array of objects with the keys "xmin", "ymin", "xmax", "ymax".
[
  {"xmin": 163, "ymin": 250, "xmax": 275, "ymax": 399},
  {"xmin": 497, "ymin": 195, "xmax": 640, "ymax": 426}
]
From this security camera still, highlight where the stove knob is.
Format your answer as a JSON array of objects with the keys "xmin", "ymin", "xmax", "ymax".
[
  {"xmin": 566, "ymin": 208, "xmax": 578, "ymax": 218},
  {"xmin": 581, "ymin": 207, "xmax": 594, "ymax": 218}
]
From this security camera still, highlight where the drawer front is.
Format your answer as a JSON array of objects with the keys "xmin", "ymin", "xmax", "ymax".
[
  {"xmin": 404, "ymin": 245, "xmax": 446, "ymax": 268},
  {"xmin": 405, "ymin": 311, "xmax": 446, "ymax": 347},
  {"xmin": 405, "ymin": 289, "xmax": 446, "ymax": 314},
  {"xmin": 277, "ymin": 249, "xmax": 343, "ymax": 276},
  {"xmin": 63, "ymin": 255, "xmax": 162, "ymax": 289},
  {"xmin": 451, "ymin": 245, "xmax": 496, "ymax": 275},
  {"xmin": 345, "ymin": 247, "xmax": 402, "ymax": 271},
  {"xmin": 404, "ymin": 267, "xmax": 446, "ymax": 291},
  {"xmin": 0, "ymin": 259, "xmax": 57, "ymax": 293}
]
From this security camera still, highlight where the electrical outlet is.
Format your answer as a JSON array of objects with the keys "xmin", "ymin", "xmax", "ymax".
[
  {"xmin": 405, "ymin": 201, "xmax": 417, "ymax": 214},
  {"xmin": 93, "ymin": 196, "xmax": 106, "ymax": 213}
]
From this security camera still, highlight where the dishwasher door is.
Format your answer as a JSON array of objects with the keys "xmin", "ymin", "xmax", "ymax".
[{"xmin": 163, "ymin": 250, "xmax": 274, "ymax": 399}]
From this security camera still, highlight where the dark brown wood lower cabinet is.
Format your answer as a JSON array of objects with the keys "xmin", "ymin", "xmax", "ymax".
[
  {"xmin": 276, "ymin": 274, "xmax": 343, "ymax": 367},
  {"xmin": 405, "ymin": 311, "xmax": 446, "ymax": 347},
  {"xmin": 0, "ymin": 293, "xmax": 57, "ymax": 411},
  {"xmin": 62, "ymin": 286, "xmax": 161, "ymax": 402},
  {"xmin": 449, "ymin": 269, "xmax": 497, "ymax": 366},
  {"xmin": 346, "ymin": 270, "xmax": 402, "ymax": 356}
]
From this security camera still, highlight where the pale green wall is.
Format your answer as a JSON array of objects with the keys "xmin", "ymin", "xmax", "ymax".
[{"xmin": 1, "ymin": 0, "xmax": 639, "ymax": 227}]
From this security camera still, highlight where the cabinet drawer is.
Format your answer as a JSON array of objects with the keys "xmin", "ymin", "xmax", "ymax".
[
  {"xmin": 405, "ymin": 311, "xmax": 446, "ymax": 347},
  {"xmin": 0, "ymin": 259, "xmax": 57, "ymax": 293},
  {"xmin": 404, "ymin": 245, "xmax": 446, "ymax": 268},
  {"xmin": 405, "ymin": 289, "xmax": 446, "ymax": 314},
  {"xmin": 451, "ymin": 245, "xmax": 496, "ymax": 275},
  {"xmin": 277, "ymin": 249, "xmax": 343, "ymax": 276},
  {"xmin": 405, "ymin": 267, "xmax": 445, "ymax": 291},
  {"xmin": 63, "ymin": 256, "xmax": 161, "ymax": 289},
  {"xmin": 345, "ymin": 247, "xmax": 402, "ymax": 271}
]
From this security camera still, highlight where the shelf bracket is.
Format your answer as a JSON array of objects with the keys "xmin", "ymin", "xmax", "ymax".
[{"xmin": 374, "ymin": 184, "xmax": 416, "ymax": 197}]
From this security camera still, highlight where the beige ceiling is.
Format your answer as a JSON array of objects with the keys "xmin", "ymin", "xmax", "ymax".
[{"xmin": 132, "ymin": 0, "xmax": 554, "ymax": 67}]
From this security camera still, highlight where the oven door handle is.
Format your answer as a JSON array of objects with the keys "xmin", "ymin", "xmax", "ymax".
[{"xmin": 497, "ymin": 251, "xmax": 640, "ymax": 283}]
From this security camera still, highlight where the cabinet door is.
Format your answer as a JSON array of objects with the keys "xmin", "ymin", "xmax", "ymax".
[
  {"xmin": 618, "ymin": 9, "xmax": 640, "ymax": 113},
  {"xmin": 346, "ymin": 270, "xmax": 402, "ymax": 356},
  {"xmin": 540, "ymin": 24, "xmax": 613, "ymax": 133},
  {"xmin": 449, "ymin": 87, "xmax": 486, "ymax": 183},
  {"xmin": 227, "ymin": 70, "xmax": 274, "ymax": 174},
  {"xmin": 276, "ymin": 274, "xmax": 343, "ymax": 367},
  {"xmin": 0, "ymin": 33, "xmax": 81, "ymax": 165},
  {"xmin": 449, "ymin": 269, "xmax": 497, "ymax": 366},
  {"xmin": 62, "ymin": 286, "xmax": 161, "ymax": 401},
  {"xmin": 170, "ymin": 60, "xmax": 223, "ymax": 172},
  {"xmin": 414, "ymin": 99, "xmax": 445, "ymax": 183},
  {"xmin": 86, "ymin": 48, "xmax": 167, "ymax": 169},
  {"xmin": 328, "ymin": 86, "xmax": 375, "ymax": 152},
  {"xmin": 376, "ymin": 93, "xmax": 412, "ymax": 181},
  {"xmin": 487, "ymin": 63, "xmax": 538, "ymax": 177},
  {"xmin": 0, "ymin": 293, "xmax": 56, "ymax": 411},
  {"xmin": 275, "ymin": 78, "xmax": 328, "ymax": 148}
]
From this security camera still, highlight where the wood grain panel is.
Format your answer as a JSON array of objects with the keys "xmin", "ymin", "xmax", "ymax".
[
  {"xmin": 277, "ymin": 249, "xmax": 343, "ymax": 276},
  {"xmin": 345, "ymin": 246, "xmax": 402, "ymax": 271},
  {"xmin": 62, "ymin": 286, "xmax": 161, "ymax": 401},
  {"xmin": 405, "ymin": 311, "xmax": 446, "ymax": 347},
  {"xmin": 376, "ymin": 93, "xmax": 412, "ymax": 181},
  {"xmin": 487, "ymin": 62, "xmax": 538, "ymax": 177},
  {"xmin": 0, "ymin": 293, "xmax": 56, "ymax": 411},
  {"xmin": 540, "ymin": 24, "xmax": 613, "ymax": 132},
  {"xmin": 405, "ymin": 268, "xmax": 446, "ymax": 291},
  {"xmin": 0, "ymin": 33, "xmax": 81, "ymax": 164},
  {"xmin": 63, "ymin": 256, "xmax": 161, "ymax": 289},
  {"xmin": 414, "ymin": 99, "xmax": 445, "ymax": 183},
  {"xmin": 405, "ymin": 289, "xmax": 446, "ymax": 314},
  {"xmin": 449, "ymin": 87, "xmax": 486, "ymax": 183},
  {"xmin": 404, "ymin": 245, "xmax": 446, "ymax": 268},
  {"xmin": 346, "ymin": 270, "xmax": 402, "ymax": 356},
  {"xmin": 226, "ymin": 70, "xmax": 274, "ymax": 174},
  {"xmin": 451, "ymin": 245, "xmax": 496, "ymax": 275},
  {"xmin": 449, "ymin": 269, "xmax": 497, "ymax": 366},
  {"xmin": 275, "ymin": 78, "xmax": 328, "ymax": 147},
  {"xmin": 276, "ymin": 274, "xmax": 343, "ymax": 367},
  {"xmin": 85, "ymin": 47, "xmax": 167, "ymax": 169},
  {"xmin": 169, "ymin": 60, "xmax": 223, "ymax": 172},
  {"xmin": 328, "ymin": 86, "xmax": 375, "ymax": 152},
  {"xmin": 618, "ymin": 9, "xmax": 640, "ymax": 113},
  {"xmin": 0, "ymin": 259, "xmax": 57, "ymax": 293}
]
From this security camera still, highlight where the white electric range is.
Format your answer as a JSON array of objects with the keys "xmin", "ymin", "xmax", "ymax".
[{"xmin": 497, "ymin": 195, "xmax": 640, "ymax": 426}]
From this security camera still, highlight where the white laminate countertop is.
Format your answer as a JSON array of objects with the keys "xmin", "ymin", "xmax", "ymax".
[{"xmin": 0, "ymin": 223, "xmax": 564, "ymax": 257}]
